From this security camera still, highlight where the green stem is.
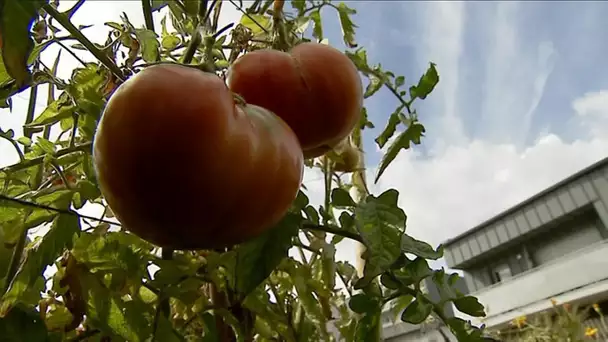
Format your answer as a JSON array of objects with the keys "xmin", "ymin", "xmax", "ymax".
[
  {"xmin": 2, "ymin": 226, "xmax": 28, "ymax": 295},
  {"xmin": 0, "ymin": 136, "xmax": 24, "ymax": 162},
  {"xmin": 1, "ymin": 142, "xmax": 92, "ymax": 174},
  {"xmin": 22, "ymin": 61, "xmax": 41, "ymax": 155},
  {"xmin": 180, "ymin": 26, "xmax": 202, "ymax": 65},
  {"xmin": 301, "ymin": 223, "xmax": 363, "ymax": 244},
  {"xmin": 43, "ymin": 4, "xmax": 125, "ymax": 81},
  {"xmin": 141, "ymin": 0, "xmax": 155, "ymax": 32}
]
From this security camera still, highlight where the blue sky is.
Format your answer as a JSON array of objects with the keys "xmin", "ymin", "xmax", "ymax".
[{"xmin": 1, "ymin": 1, "xmax": 608, "ymax": 271}]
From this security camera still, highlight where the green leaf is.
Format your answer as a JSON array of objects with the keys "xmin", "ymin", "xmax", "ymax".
[
  {"xmin": 290, "ymin": 0, "xmax": 306, "ymax": 14},
  {"xmin": 134, "ymin": 28, "xmax": 160, "ymax": 63},
  {"xmin": 410, "ymin": 62, "xmax": 439, "ymax": 100},
  {"xmin": 0, "ymin": 304, "xmax": 47, "ymax": 341},
  {"xmin": 354, "ymin": 308, "xmax": 381, "ymax": 341},
  {"xmin": 0, "ymin": 0, "xmax": 47, "ymax": 86},
  {"xmin": 15, "ymin": 136, "xmax": 31, "ymax": 146},
  {"xmin": 453, "ymin": 296, "xmax": 486, "ymax": 317},
  {"xmin": 375, "ymin": 110, "xmax": 401, "ymax": 149},
  {"xmin": 375, "ymin": 122, "xmax": 425, "ymax": 183},
  {"xmin": 284, "ymin": 260, "xmax": 329, "ymax": 339},
  {"xmin": 34, "ymin": 136, "xmax": 55, "ymax": 154},
  {"xmin": 354, "ymin": 189, "xmax": 405, "ymax": 288},
  {"xmin": 154, "ymin": 312, "xmax": 185, "ymax": 342},
  {"xmin": 161, "ymin": 34, "xmax": 181, "ymax": 51},
  {"xmin": 401, "ymin": 234, "xmax": 443, "ymax": 260},
  {"xmin": 310, "ymin": 10, "xmax": 323, "ymax": 40},
  {"xmin": 336, "ymin": 3, "xmax": 357, "ymax": 48},
  {"xmin": 358, "ymin": 107, "xmax": 374, "ymax": 130},
  {"xmin": 1, "ymin": 213, "xmax": 80, "ymax": 316},
  {"xmin": 79, "ymin": 268, "xmax": 152, "ymax": 341},
  {"xmin": 393, "ymin": 257, "xmax": 432, "ymax": 286},
  {"xmin": 387, "ymin": 294, "xmax": 413, "ymax": 322},
  {"xmin": 201, "ymin": 311, "xmax": 220, "ymax": 342},
  {"xmin": 348, "ymin": 293, "xmax": 378, "ymax": 314},
  {"xmin": 331, "ymin": 188, "xmax": 355, "ymax": 207},
  {"xmin": 234, "ymin": 213, "xmax": 300, "ymax": 296},
  {"xmin": 239, "ymin": 13, "xmax": 272, "ymax": 37},
  {"xmin": 66, "ymin": 63, "xmax": 107, "ymax": 119},
  {"xmin": 380, "ymin": 273, "xmax": 400, "ymax": 290},
  {"xmin": 44, "ymin": 304, "xmax": 74, "ymax": 332},
  {"xmin": 395, "ymin": 76, "xmax": 405, "ymax": 88},
  {"xmin": 401, "ymin": 296, "xmax": 432, "ymax": 324},
  {"xmin": 71, "ymin": 232, "xmax": 147, "ymax": 277},
  {"xmin": 25, "ymin": 90, "xmax": 74, "ymax": 127},
  {"xmin": 364, "ymin": 73, "xmax": 383, "ymax": 98},
  {"xmin": 447, "ymin": 317, "xmax": 486, "ymax": 342}
]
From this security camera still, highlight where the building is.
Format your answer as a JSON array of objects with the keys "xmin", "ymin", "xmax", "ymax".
[{"xmin": 440, "ymin": 156, "xmax": 608, "ymax": 335}]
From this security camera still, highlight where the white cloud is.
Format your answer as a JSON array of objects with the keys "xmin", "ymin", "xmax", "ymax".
[{"xmin": 416, "ymin": 1, "xmax": 468, "ymax": 150}]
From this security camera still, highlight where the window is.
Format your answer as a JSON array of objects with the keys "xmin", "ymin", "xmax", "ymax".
[{"xmin": 490, "ymin": 262, "xmax": 512, "ymax": 284}]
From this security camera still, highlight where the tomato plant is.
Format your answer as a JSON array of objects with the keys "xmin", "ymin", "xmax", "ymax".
[{"xmin": 0, "ymin": 0, "xmax": 490, "ymax": 341}]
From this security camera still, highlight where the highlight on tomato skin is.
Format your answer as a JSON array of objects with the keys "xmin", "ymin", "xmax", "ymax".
[
  {"xmin": 92, "ymin": 63, "xmax": 304, "ymax": 250},
  {"xmin": 226, "ymin": 42, "xmax": 363, "ymax": 159}
]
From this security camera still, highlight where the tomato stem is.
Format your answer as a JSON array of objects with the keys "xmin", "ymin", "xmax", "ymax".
[
  {"xmin": 43, "ymin": 4, "xmax": 125, "ymax": 82},
  {"xmin": 302, "ymin": 223, "xmax": 363, "ymax": 244},
  {"xmin": 181, "ymin": 27, "xmax": 203, "ymax": 65},
  {"xmin": 141, "ymin": 0, "xmax": 155, "ymax": 33},
  {"xmin": 2, "ymin": 229, "xmax": 28, "ymax": 296}
]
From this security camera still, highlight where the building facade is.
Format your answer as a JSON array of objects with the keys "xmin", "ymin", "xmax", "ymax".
[{"xmin": 441, "ymin": 157, "xmax": 608, "ymax": 333}]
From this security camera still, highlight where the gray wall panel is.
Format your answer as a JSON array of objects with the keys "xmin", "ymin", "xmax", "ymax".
[
  {"xmin": 583, "ymin": 176, "xmax": 598, "ymax": 201},
  {"xmin": 487, "ymin": 225, "xmax": 500, "ymax": 248},
  {"xmin": 469, "ymin": 237, "xmax": 481, "ymax": 257},
  {"xmin": 546, "ymin": 196, "xmax": 564, "ymax": 218},
  {"xmin": 558, "ymin": 188, "xmax": 576, "ymax": 213},
  {"xmin": 514, "ymin": 213, "xmax": 530, "ymax": 235},
  {"xmin": 451, "ymin": 244, "xmax": 463, "ymax": 265},
  {"xmin": 459, "ymin": 241, "xmax": 472, "ymax": 260},
  {"xmin": 524, "ymin": 208, "xmax": 541, "ymax": 230},
  {"xmin": 495, "ymin": 222, "xmax": 510, "ymax": 243},
  {"xmin": 536, "ymin": 201, "xmax": 553, "ymax": 224},
  {"xmin": 569, "ymin": 182, "xmax": 589, "ymax": 208},
  {"xmin": 505, "ymin": 219, "xmax": 520, "ymax": 238},
  {"xmin": 476, "ymin": 231, "xmax": 490, "ymax": 253}
]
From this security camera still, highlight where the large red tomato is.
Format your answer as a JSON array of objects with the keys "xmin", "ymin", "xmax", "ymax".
[
  {"xmin": 226, "ymin": 42, "xmax": 363, "ymax": 158},
  {"xmin": 93, "ymin": 64, "xmax": 304, "ymax": 250}
]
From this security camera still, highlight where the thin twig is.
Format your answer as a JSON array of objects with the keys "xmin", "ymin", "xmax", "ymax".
[
  {"xmin": 55, "ymin": 39, "xmax": 87, "ymax": 67},
  {"xmin": 302, "ymin": 223, "xmax": 363, "ymax": 243},
  {"xmin": 43, "ymin": 4, "xmax": 125, "ymax": 81},
  {"xmin": 141, "ymin": 0, "xmax": 155, "ymax": 32},
  {"xmin": 1, "ymin": 142, "xmax": 92, "ymax": 173},
  {"xmin": 0, "ymin": 194, "xmax": 119, "ymax": 227}
]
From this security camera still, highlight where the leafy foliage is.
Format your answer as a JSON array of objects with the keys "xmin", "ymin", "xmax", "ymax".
[{"xmin": 0, "ymin": 0, "xmax": 490, "ymax": 341}]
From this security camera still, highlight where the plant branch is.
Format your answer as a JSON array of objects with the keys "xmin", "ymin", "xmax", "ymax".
[
  {"xmin": 55, "ymin": 39, "xmax": 87, "ymax": 67},
  {"xmin": 301, "ymin": 223, "xmax": 363, "ymax": 243},
  {"xmin": 23, "ymin": 61, "xmax": 41, "ymax": 151},
  {"xmin": 141, "ymin": 0, "xmax": 155, "ymax": 32},
  {"xmin": 2, "ymin": 224, "xmax": 29, "ymax": 296},
  {"xmin": 1, "ymin": 142, "xmax": 92, "ymax": 174},
  {"xmin": 0, "ymin": 135, "xmax": 24, "ymax": 162},
  {"xmin": 180, "ymin": 25, "xmax": 203, "ymax": 65},
  {"xmin": 43, "ymin": 4, "xmax": 125, "ymax": 81},
  {"xmin": 0, "ymin": 193, "xmax": 118, "ymax": 227}
]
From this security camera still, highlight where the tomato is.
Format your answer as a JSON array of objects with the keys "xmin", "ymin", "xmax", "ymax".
[
  {"xmin": 93, "ymin": 64, "xmax": 304, "ymax": 250},
  {"xmin": 227, "ymin": 42, "xmax": 363, "ymax": 158}
]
